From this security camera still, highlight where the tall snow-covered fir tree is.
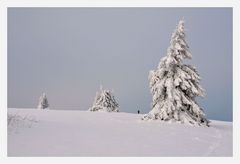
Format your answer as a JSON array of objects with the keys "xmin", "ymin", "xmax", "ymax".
[
  {"xmin": 89, "ymin": 86, "xmax": 119, "ymax": 112},
  {"xmin": 143, "ymin": 19, "xmax": 209, "ymax": 126},
  {"xmin": 37, "ymin": 93, "xmax": 49, "ymax": 109}
]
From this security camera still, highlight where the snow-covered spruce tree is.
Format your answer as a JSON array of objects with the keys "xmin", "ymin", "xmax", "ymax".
[
  {"xmin": 37, "ymin": 93, "xmax": 49, "ymax": 109},
  {"xmin": 89, "ymin": 86, "xmax": 119, "ymax": 112},
  {"xmin": 142, "ymin": 19, "xmax": 209, "ymax": 126}
]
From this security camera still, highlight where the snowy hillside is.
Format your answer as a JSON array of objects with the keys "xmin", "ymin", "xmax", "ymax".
[{"xmin": 8, "ymin": 108, "xmax": 232, "ymax": 157}]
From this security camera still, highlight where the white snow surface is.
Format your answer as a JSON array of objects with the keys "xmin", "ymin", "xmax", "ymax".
[{"xmin": 8, "ymin": 108, "xmax": 232, "ymax": 157}]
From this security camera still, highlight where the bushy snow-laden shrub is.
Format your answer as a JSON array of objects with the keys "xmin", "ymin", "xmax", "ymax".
[
  {"xmin": 89, "ymin": 86, "xmax": 119, "ymax": 112},
  {"xmin": 37, "ymin": 93, "xmax": 49, "ymax": 109}
]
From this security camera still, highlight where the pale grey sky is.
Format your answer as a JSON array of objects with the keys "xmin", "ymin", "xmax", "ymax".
[{"xmin": 8, "ymin": 8, "xmax": 232, "ymax": 121}]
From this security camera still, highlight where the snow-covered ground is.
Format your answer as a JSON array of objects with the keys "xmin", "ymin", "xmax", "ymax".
[{"xmin": 8, "ymin": 108, "xmax": 232, "ymax": 157}]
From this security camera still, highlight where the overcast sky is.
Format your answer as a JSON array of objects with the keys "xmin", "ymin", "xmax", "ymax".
[{"xmin": 8, "ymin": 8, "xmax": 232, "ymax": 121}]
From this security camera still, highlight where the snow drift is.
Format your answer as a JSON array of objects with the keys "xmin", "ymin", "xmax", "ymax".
[{"xmin": 8, "ymin": 108, "xmax": 232, "ymax": 157}]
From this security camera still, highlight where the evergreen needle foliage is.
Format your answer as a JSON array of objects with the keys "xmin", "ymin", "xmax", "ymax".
[{"xmin": 143, "ymin": 19, "xmax": 209, "ymax": 126}]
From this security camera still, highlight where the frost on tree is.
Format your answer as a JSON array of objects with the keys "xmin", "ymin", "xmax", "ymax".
[
  {"xmin": 37, "ymin": 93, "xmax": 49, "ymax": 109},
  {"xmin": 89, "ymin": 86, "xmax": 119, "ymax": 112},
  {"xmin": 143, "ymin": 19, "xmax": 209, "ymax": 126}
]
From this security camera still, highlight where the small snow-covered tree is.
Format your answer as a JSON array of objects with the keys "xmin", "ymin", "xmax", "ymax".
[
  {"xmin": 143, "ymin": 19, "xmax": 209, "ymax": 126},
  {"xmin": 37, "ymin": 93, "xmax": 49, "ymax": 109},
  {"xmin": 89, "ymin": 86, "xmax": 119, "ymax": 112}
]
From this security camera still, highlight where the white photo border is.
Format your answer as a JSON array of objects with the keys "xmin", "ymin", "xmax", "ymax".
[{"xmin": 0, "ymin": 0, "xmax": 239, "ymax": 164}]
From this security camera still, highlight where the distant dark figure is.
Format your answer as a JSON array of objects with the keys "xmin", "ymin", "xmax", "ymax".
[{"xmin": 137, "ymin": 110, "xmax": 140, "ymax": 114}]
